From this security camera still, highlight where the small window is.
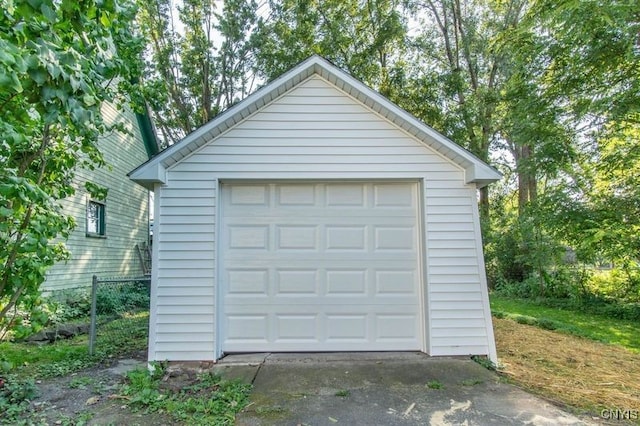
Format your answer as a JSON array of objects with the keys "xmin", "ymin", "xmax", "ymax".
[{"xmin": 87, "ymin": 200, "xmax": 106, "ymax": 237}]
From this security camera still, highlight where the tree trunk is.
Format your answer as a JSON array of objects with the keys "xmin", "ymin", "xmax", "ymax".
[
  {"xmin": 515, "ymin": 144, "xmax": 536, "ymax": 215},
  {"xmin": 479, "ymin": 185, "xmax": 490, "ymax": 220}
]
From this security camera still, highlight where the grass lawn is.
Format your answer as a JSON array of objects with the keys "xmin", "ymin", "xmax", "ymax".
[
  {"xmin": 490, "ymin": 294, "xmax": 640, "ymax": 352},
  {"xmin": 0, "ymin": 312, "xmax": 149, "ymax": 378}
]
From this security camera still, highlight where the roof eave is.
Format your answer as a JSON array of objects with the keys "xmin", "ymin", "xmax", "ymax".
[
  {"xmin": 128, "ymin": 162, "xmax": 166, "ymax": 190},
  {"xmin": 464, "ymin": 164, "xmax": 502, "ymax": 188}
]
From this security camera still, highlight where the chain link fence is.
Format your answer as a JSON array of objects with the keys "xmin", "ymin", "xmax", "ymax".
[{"xmin": 89, "ymin": 275, "xmax": 151, "ymax": 355}]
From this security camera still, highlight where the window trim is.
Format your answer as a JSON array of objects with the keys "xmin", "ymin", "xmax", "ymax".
[{"xmin": 86, "ymin": 199, "xmax": 107, "ymax": 238}]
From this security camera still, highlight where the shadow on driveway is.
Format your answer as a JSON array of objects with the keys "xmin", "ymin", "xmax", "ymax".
[{"xmin": 212, "ymin": 352, "xmax": 591, "ymax": 425}]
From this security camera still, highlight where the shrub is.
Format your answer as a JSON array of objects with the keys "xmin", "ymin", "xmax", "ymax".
[
  {"xmin": 587, "ymin": 269, "xmax": 640, "ymax": 303},
  {"xmin": 48, "ymin": 288, "xmax": 93, "ymax": 322},
  {"xmin": 95, "ymin": 281, "xmax": 149, "ymax": 316}
]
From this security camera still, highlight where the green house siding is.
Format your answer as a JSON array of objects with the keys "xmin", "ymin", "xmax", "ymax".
[{"xmin": 44, "ymin": 102, "xmax": 151, "ymax": 292}]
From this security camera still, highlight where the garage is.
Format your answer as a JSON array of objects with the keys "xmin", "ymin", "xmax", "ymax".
[
  {"xmin": 220, "ymin": 182, "xmax": 422, "ymax": 352},
  {"xmin": 129, "ymin": 55, "xmax": 501, "ymax": 363}
]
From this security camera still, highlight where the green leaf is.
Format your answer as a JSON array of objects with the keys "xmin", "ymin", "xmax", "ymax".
[
  {"xmin": 100, "ymin": 13, "xmax": 110, "ymax": 27},
  {"xmin": 26, "ymin": 0, "xmax": 44, "ymax": 10},
  {"xmin": 0, "ymin": 48, "xmax": 17, "ymax": 66},
  {"xmin": 28, "ymin": 68, "xmax": 48, "ymax": 85},
  {"xmin": 7, "ymin": 71, "xmax": 23, "ymax": 93},
  {"xmin": 82, "ymin": 94, "xmax": 96, "ymax": 106},
  {"xmin": 46, "ymin": 62, "xmax": 62, "ymax": 79},
  {"xmin": 40, "ymin": 3, "xmax": 57, "ymax": 23}
]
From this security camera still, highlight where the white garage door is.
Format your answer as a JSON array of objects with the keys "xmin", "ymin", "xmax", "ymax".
[{"xmin": 220, "ymin": 182, "xmax": 423, "ymax": 352}]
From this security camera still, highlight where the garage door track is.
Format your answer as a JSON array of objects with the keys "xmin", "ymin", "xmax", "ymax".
[{"xmin": 211, "ymin": 352, "xmax": 591, "ymax": 425}]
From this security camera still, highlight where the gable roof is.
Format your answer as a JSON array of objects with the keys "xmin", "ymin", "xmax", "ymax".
[{"xmin": 129, "ymin": 55, "xmax": 501, "ymax": 189}]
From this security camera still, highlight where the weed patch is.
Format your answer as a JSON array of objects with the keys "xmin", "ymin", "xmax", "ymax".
[
  {"xmin": 121, "ymin": 367, "xmax": 251, "ymax": 425},
  {"xmin": 68, "ymin": 376, "xmax": 95, "ymax": 390},
  {"xmin": 0, "ymin": 374, "xmax": 38, "ymax": 424},
  {"xmin": 460, "ymin": 378, "xmax": 484, "ymax": 386},
  {"xmin": 426, "ymin": 380, "xmax": 443, "ymax": 390}
]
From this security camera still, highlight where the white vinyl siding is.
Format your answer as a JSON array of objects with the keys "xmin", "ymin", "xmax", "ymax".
[
  {"xmin": 152, "ymin": 180, "xmax": 217, "ymax": 361},
  {"xmin": 150, "ymin": 75, "xmax": 494, "ymax": 361},
  {"xmin": 44, "ymin": 103, "xmax": 149, "ymax": 291}
]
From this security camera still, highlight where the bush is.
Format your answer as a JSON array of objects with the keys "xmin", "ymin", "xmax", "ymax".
[
  {"xmin": 48, "ymin": 289, "xmax": 93, "ymax": 322},
  {"xmin": 95, "ymin": 281, "xmax": 150, "ymax": 316},
  {"xmin": 0, "ymin": 281, "xmax": 150, "ymax": 341},
  {"xmin": 0, "ymin": 288, "xmax": 94, "ymax": 341},
  {"xmin": 587, "ymin": 269, "xmax": 640, "ymax": 303}
]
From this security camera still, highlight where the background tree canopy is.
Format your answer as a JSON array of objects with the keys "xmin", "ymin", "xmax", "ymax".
[
  {"xmin": 2, "ymin": 0, "xmax": 639, "ymax": 332},
  {"xmin": 137, "ymin": 0, "xmax": 639, "ymax": 297}
]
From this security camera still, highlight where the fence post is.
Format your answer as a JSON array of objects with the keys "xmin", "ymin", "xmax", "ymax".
[{"xmin": 89, "ymin": 275, "xmax": 98, "ymax": 355}]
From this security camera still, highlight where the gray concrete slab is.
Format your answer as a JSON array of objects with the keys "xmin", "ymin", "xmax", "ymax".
[{"xmin": 229, "ymin": 353, "xmax": 592, "ymax": 426}]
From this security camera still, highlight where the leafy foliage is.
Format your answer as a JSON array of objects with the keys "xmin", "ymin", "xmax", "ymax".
[
  {"xmin": 0, "ymin": 0, "xmax": 143, "ymax": 337},
  {"xmin": 95, "ymin": 281, "xmax": 150, "ymax": 316},
  {"xmin": 255, "ymin": 0, "xmax": 407, "ymax": 92},
  {"xmin": 137, "ymin": 0, "xmax": 260, "ymax": 145},
  {"xmin": 0, "ymin": 373, "xmax": 38, "ymax": 424},
  {"xmin": 122, "ymin": 366, "xmax": 251, "ymax": 425},
  {"xmin": 132, "ymin": 0, "xmax": 638, "ymax": 302}
]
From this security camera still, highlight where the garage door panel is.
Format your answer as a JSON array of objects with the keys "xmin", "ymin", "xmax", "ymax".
[
  {"xmin": 224, "ymin": 213, "xmax": 416, "ymax": 225},
  {"xmin": 224, "ymin": 310, "xmax": 420, "ymax": 343},
  {"xmin": 277, "ymin": 185, "xmax": 317, "ymax": 205},
  {"xmin": 276, "ymin": 269, "xmax": 319, "ymax": 295},
  {"xmin": 276, "ymin": 225, "xmax": 319, "ymax": 250},
  {"xmin": 326, "ymin": 315, "xmax": 368, "ymax": 341},
  {"xmin": 326, "ymin": 184, "xmax": 366, "ymax": 206},
  {"xmin": 228, "ymin": 225, "xmax": 269, "ymax": 249},
  {"xmin": 376, "ymin": 315, "xmax": 418, "ymax": 340},
  {"xmin": 227, "ymin": 269, "xmax": 268, "ymax": 295},
  {"xmin": 373, "ymin": 183, "xmax": 416, "ymax": 207},
  {"xmin": 229, "ymin": 185, "xmax": 269, "ymax": 205},
  {"xmin": 326, "ymin": 226, "xmax": 367, "ymax": 250},
  {"xmin": 374, "ymin": 226, "xmax": 416, "ymax": 250},
  {"xmin": 224, "ymin": 266, "xmax": 419, "ymax": 300},
  {"xmin": 221, "ymin": 182, "xmax": 422, "ymax": 352},
  {"xmin": 276, "ymin": 315, "xmax": 319, "ymax": 341},
  {"xmin": 223, "ymin": 297, "xmax": 419, "ymax": 306},
  {"xmin": 225, "ymin": 315, "xmax": 268, "ymax": 343},
  {"xmin": 326, "ymin": 269, "xmax": 367, "ymax": 294},
  {"xmin": 375, "ymin": 270, "xmax": 417, "ymax": 295}
]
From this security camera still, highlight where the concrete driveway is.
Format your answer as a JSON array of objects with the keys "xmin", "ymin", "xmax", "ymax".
[{"xmin": 212, "ymin": 352, "xmax": 591, "ymax": 426}]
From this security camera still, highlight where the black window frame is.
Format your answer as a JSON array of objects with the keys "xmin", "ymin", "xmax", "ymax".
[{"xmin": 86, "ymin": 199, "xmax": 106, "ymax": 238}]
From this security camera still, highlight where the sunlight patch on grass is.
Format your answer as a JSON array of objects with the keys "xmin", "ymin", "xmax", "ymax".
[{"xmin": 490, "ymin": 295, "xmax": 640, "ymax": 352}]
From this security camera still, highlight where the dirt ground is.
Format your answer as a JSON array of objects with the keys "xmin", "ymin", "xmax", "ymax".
[
  {"xmin": 24, "ymin": 351, "xmax": 176, "ymax": 426},
  {"xmin": 21, "ymin": 318, "xmax": 640, "ymax": 425}
]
